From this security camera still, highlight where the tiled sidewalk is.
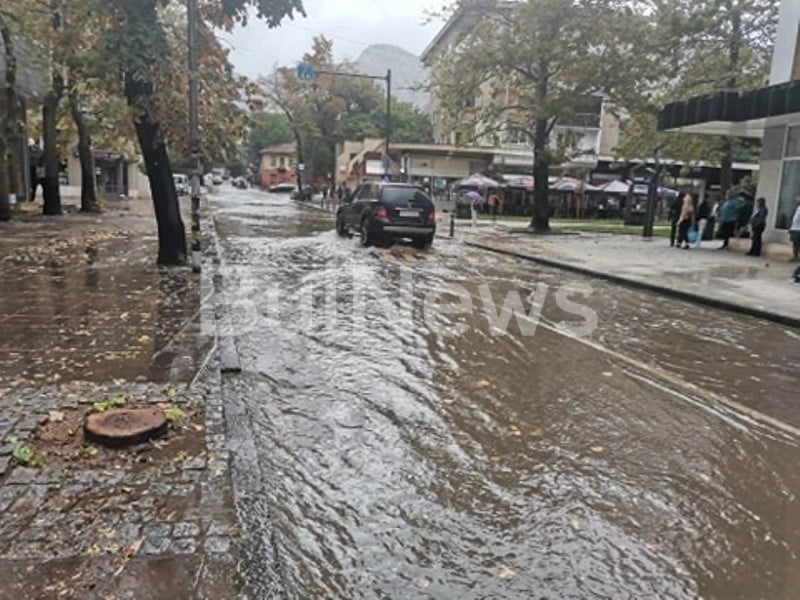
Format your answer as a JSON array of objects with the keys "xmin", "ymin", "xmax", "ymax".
[
  {"xmin": 463, "ymin": 228, "xmax": 799, "ymax": 327},
  {"xmin": 0, "ymin": 203, "xmax": 241, "ymax": 598}
]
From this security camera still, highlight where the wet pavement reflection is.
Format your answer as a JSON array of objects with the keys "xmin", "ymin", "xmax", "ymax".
[
  {"xmin": 0, "ymin": 231, "xmax": 211, "ymax": 384},
  {"xmin": 215, "ymin": 188, "xmax": 800, "ymax": 599}
]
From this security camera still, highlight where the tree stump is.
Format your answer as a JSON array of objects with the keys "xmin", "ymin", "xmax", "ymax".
[{"xmin": 85, "ymin": 408, "xmax": 168, "ymax": 448}]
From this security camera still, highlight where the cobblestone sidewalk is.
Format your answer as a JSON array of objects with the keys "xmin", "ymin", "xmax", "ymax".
[{"xmin": 0, "ymin": 202, "xmax": 244, "ymax": 599}]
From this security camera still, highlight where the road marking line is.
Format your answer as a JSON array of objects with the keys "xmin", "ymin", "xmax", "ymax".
[{"xmin": 460, "ymin": 286, "xmax": 800, "ymax": 442}]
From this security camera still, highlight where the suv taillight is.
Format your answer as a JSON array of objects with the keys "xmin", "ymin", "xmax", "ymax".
[
  {"xmin": 427, "ymin": 210, "xmax": 436, "ymax": 224},
  {"xmin": 374, "ymin": 205, "xmax": 388, "ymax": 219}
]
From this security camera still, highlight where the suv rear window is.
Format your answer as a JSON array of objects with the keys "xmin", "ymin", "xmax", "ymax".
[{"xmin": 380, "ymin": 186, "xmax": 431, "ymax": 206}]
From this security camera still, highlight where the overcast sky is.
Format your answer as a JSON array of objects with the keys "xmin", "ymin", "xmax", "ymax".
[{"xmin": 223, "ymin": 0, "xmax": 445, "ymax": 79}]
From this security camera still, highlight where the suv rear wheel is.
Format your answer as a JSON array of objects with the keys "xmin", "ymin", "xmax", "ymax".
[
  {"xmin": 360, "ymin": 217, "xmax": 374, "ymax": 247},
  {"xmin": 336, "ymin": 212, "xmax": 348, "ymax": 237}
]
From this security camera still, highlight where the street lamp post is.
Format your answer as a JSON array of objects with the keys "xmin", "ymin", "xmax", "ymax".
[
  {"xmin": 188, "ymin": 0, "xmax": 201, "ymax": 273},
  {"xmin": 385, "ymin": 68, "xmax": 391, "ymax": 177},
  {"xmin": 299, "ymin": 64, "xmax": 392, "ymax": 180}
]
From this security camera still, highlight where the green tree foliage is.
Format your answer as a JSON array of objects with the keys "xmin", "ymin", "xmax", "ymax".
[
  {"xmin": 262, "ymin": 36, "xmax": 433, "ymax": 185},
  {"xmin": 615, "ymin": 0, "xmax": 778, "ymax": 191},
  {"xmin": 88, "ymin": 0, "xmax": 304, "ymax": 264},
  {"xmin": 432, "ymin": 0, "xmax": 643, "ymax": 231},
  {"xmin": 246, "ymin": 112, "xmax": 294, "ymax": 165}
]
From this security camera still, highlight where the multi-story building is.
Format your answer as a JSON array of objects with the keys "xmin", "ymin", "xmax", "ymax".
[
  {"xmin": 258, "ymin": 142, "xmax": 297, "ymax": 188},
  {"xmin": 419, "ymin": 2, "xmax": 617, "ymax": 175}
]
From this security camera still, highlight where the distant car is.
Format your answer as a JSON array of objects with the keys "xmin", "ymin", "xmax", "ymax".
[
  {"xmin": 336, "ymin": 182, "xmax": 436, "ymax": 249},
  {"xmin": 211, "ymin": 174, "xmax": 223, "ymax": 185},
  {"xmin": 270, "ymin": 182, "xmax": 297, "ymax": 194},
  {"xmin": 173, "ymin": 173, "xmax": 189, "ymax": 196},
  {"xmin": 232, "ymin": 176, "xmax": 247, "ymax": 189}
]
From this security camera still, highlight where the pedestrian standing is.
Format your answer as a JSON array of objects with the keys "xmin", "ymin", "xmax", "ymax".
[
  {"xmin": 668, "ymin": 194, "xmax": 681, "ymax": 247},
  {"xmin": 717, "ymin": 190, "xmax": 743, "ymax": 250},
  {"xmin": 676, "ymin": 194, "xmax": 695, "ymax": 249},
  {"xmin": 693, "ymin": 196, "xmax": 711, "ymax": 248},
  {"xmin": 28, "ymin": 144, "xmax": 44, "ymax": 202},
  {"xmin": 790, "ymin": 197, "xmax": 800, "ymax": 262},
  {"xmin": 488, "ymin": 191, "xmax": 499, "ymax": 225},
  {"xmin": 747, "ymin": 197, "xmax": 768, "ymax": 257}
]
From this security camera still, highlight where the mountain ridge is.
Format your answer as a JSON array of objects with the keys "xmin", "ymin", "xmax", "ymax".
[{"xmin": 353, "ymin": 44, "xmax": 430, "ymax": 110}]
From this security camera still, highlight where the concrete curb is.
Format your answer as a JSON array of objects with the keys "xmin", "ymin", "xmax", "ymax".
[{"xmin": 465, "ymin": 240, "xmax": 800, "ymax": 330}]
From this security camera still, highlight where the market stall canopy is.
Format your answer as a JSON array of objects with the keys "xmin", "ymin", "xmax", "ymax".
[
  {"xmin": 502, "ymin": 174, "xmax": 534, "ymax": 189},
  {"xmin": 600, "ymin": 180, "xmax": 632, "ymax": 194},
  {"xmin": 551, "ymin": 177, "xmax": 601, "ymax": 192},
  {"xmin": 455, "ymin": 173, "xmax": 500, "ymax": 189}
]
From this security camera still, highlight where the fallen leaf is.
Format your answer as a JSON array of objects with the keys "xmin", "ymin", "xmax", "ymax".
[
  {"xmin": 477, "ymin": 380, "xmax": 491, "ymax": 388},
  {"xmin": 442, "ymin": 398, "xmax": 456, "ymax": 405},
  {"xmin": 137, "ymin": 335, "xmax": 152, "ymax": 345},
  {"xmin": 497, "ymin": 565, "xmax": 517, "ymax": 579},
  {"xmin": 590, "ymin": 446, "xmax": 605, "ymax": 454},
  {"xmin": 48, "ymin": 410, "xmax": 65, "ymax": 423}
]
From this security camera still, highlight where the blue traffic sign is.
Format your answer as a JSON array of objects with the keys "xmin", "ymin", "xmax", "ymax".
[{"xmin": 296, "ymin": 63, "xmax": 316, "ymax": 82}]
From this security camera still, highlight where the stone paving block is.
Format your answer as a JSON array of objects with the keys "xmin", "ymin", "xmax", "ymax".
[
  {"xmin": 5, "ymin": 467, "xmax": 39, "ymax": 485},
  {"xmin": 204, "ymin": 535, "xmax": 231, "ymax": 554},
  {"xmin": 173, "ymin": 521, "xmax": 200, "ymax": 538},
  {"xmin": 142, "ymin": 522, "xmax": 173, "ymax": 555},
  {"xmin": 170, "ymin": 537, "xmax": 197, "ymax": 554},
  {"xmin": 182, "ymin": 456, "xmax": 206, "ymax": 471}
]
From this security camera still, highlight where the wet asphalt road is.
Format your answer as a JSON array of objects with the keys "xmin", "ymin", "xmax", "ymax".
[{"xmin": 212, "ymin": 187, "xmax": 800, "ymax": 599}]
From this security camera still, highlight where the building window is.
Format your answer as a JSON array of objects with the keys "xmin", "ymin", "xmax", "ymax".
[
  {"xmin": 279, "ymin": 157, "xmax": 285, "ymax": 168},
  {"xmin": 776, "ymin": 159, "xmax": 800, "ymax": 229},
  {"xmin": 270, "ymin": 156, "xmax": 277, "ymax": 167}
]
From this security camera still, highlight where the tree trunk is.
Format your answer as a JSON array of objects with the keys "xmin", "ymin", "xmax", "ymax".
[
  {"xmin": 719, "ymin": 140, "xmax": 733, "ymax": 195},
  {"xmin": 0, "ymin": 138, "xmax": 9, "ymax": 222},
  {"xmin": 529, "ymin": 60, "xmax": 551, "ymax": 232},
  {"xmin": 68, "ymin": 88, "xmax": 100, "ymax": 212},
  {"xmin": 0, "ymin": 22, "xmax": 15, "ymax": 221},
  {"xmin": 42, "ymin": 73, "xmax": 64, "ymax": 216},
  {"xmin": 719, "ymin": 4, "xmax": 741, "ymax": 197},
  {"xmin": 530, "ymin": 117, "xmax": 550, "ymax": 231},
  {"xmin": 126, "ymin": 79, "xmax": 187, "ymax": 266}
]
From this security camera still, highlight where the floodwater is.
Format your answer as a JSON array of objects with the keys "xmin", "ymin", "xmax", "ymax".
[
  {"xmin": 0, "ymin": 224, "xmax": 211, "ymax": 384},
  {"xmin": 213, "ymin": 188, "xmax": 800, "ymax": 599}
]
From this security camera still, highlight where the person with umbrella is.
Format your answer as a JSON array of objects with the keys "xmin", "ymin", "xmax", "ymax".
[{"xmin": 464, "ymin": 190, "xmax": 482, "ymax": 227}]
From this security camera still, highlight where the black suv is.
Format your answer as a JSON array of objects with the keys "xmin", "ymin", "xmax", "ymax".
[{"xmin": 336, "ymin": 182, "xmax": 436, "ymax": 249}]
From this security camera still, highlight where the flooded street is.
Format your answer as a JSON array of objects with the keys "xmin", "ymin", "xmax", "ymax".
[{"xmin": 214, "ymin": 188, "xmax": 800, "ymax": 599}]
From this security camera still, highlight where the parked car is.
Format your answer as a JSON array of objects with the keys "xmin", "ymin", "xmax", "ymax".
[
  {"xmin": 211, "ymin": 174, "xmax": 223, "ymax": 185},
  {"xmin": 270, "ymin": 182, "xmax": 297, "ymax": 194},
  {"xmin": 336, "ymin": 182, "xmax": 436, "ymax": 249},
  {"xmin": 173, "ymin": 173, "xmax": 189, "ymax": 196},
  {"xmin": 232, "ymin": 176, "xmax": 247, "ymax": 189}
]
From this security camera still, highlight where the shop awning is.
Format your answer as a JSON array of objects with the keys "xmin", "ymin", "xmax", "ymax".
[{"xmin": 658, "ymin": 81, "xmax": 800, "ymax": 138}]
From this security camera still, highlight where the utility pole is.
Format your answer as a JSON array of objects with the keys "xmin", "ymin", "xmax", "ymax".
[
  {"xmin": 385, "ymin": 69, "xmax": 391, "ymax": 178},
  {"xmin": 188, "ymin": 0, "xmax": 201, "ymax": 273}
]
